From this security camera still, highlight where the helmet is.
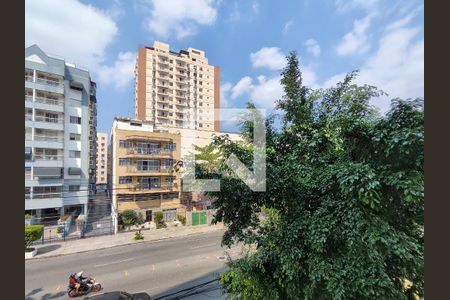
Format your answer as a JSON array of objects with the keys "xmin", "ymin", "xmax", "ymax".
[{"xmin": 76, "ymin": 271, "xmax": 84, "ymax": 278}]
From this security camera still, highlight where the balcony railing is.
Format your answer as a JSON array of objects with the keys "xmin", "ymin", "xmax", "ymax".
[
  {"xmin": 126, "ymin": 183, "xmax": 178, "ymax": 192},
  {"xmin": 34, "ymin": 135, "xmax": 64, "ymax": 142},
  {"xmin": 33, "ymin": 154, "xmax": 64, "ymax": 161},
  {"xmin": 25, "ymin": 75, "xmax": 34, "ymax": 83},
  {"xmin": 36, "ymin": 77, "xmax": 63, "ymax": 88},
  {"xmin": 35, "ymin": 96, "xmax": 64, "ymax": 106},
  {"xmin": 31, "ymin": 192, "xmax": 63, "ymax": 199},
  {"xmin": 126, "ymin": 148, "xmax": 173, "ymax": 155},
  {"xmin": 126, "ymin": 166, "xmax": 172, "ymax": 173},
  {"xmin": 25, "ymin": 95, "xmax": 33, "ymax": 102},
  {"xmin": 34, "ymin": 116, "xmax": 64, "ymax": 124},
  {"xmin": 25, "ymin": 114, "xmax": 33, "ymax": 121}
]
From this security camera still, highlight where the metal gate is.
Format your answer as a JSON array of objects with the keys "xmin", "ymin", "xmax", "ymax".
[{"xmin": 192, "ymin": 211, "xmax": 207, "ymax": 226}]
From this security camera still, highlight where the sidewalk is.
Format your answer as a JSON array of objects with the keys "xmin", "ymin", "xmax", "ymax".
[{"xmin": 28, "ymin": 223, "xmax": 225, "ymax": 260}]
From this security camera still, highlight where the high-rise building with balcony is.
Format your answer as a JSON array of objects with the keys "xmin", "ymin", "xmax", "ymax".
[
  {"xmin": 134, "ymin": 41, "xmax": 220, "ymax": 132},
  {"xmin": 25, "ymin": 45, "xmax": 97, "ymax": 224},
  {"xmin": 110, "ymin": 118, "xmax": 183, "ymax": 232},
  {"xmin": 96, "ymin": 132, "xmax": 108, "ymax": 186}
]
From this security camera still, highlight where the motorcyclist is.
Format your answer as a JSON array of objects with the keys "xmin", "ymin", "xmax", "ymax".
[
  {"xmin": 68, "ymin": 273, "xmax": 81, "ymax": 294},
  {"xmin": 72, "ymin": 271, "xmax": 88, "ymax": 294}
]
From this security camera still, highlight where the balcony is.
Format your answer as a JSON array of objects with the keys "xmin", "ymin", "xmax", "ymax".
[
  {"xmin": 27, "ymin": 75, "xmax": 65, "ymax": 95},
  {"xmin": 125, "ymin": 166, "xmax": 172, "ymax": 174},
  {"xmin": 126, "ymin": 183, "xmax": 178, "ymax": 192},
  {"xmin": 126, "ymin": 148, "xmax": 173, "ymax": 156},
  {"xmin": 35, "ymin": 96, "xmax": 64, "ymax": 106}
]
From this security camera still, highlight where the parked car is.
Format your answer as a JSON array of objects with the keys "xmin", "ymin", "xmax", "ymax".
[{"xmin": 84, "ymin": 291, "xmax": 151, "ymax": 300}]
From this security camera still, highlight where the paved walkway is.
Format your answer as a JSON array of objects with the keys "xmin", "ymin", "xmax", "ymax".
[{"xmin": 29, "ymin": 223, "xmax": 225, "ymax": 260}]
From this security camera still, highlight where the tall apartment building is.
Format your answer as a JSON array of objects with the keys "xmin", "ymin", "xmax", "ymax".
[
  {"xmin": 25, "ymin": 45, "xmax": 97, "ymax": 224},
  {"xmin": 88, "ymin": 82, "xmax": 98, "ymax": 192},
  {"xmin": 96, "ymin": 132, "xmax": 108, "ymax": 186},
  {"xmin": 110, "ymin": 118, "xmax": 183, "ymax": 232},
  {"xmin": 134, "ymin": 41, "xmax": 220, "ymax": 132}
]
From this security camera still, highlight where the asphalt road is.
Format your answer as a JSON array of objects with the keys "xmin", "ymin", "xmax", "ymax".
[{"xmin": 25, "ymin": 230, "xmax": 238, "ymax": 300}]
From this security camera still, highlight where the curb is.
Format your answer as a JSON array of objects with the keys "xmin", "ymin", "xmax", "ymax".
[{"xmin": 26, "ymin": 226, "xmax": 225, "ymax": 261}]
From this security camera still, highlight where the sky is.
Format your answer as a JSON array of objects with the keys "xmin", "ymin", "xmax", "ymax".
[{"xmin": 25, "ymin": 0, "xmax": 424, "ymax": 134}]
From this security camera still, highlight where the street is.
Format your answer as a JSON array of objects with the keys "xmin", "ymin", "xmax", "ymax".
[{"xmin": 25, "ymin": 230, "xmax": 238, "ymax": 299}]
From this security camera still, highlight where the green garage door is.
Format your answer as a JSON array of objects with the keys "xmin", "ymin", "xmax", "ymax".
[
  {"xmin": 192, "ymin": 211, "xmax": 207, "ymax": 226},
  {"xmin": 192, "ymin": 212, "xmax": 199, "ymax": 226}
]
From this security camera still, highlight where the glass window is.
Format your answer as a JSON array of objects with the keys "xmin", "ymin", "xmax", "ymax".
[
  {"xmin": 165, "ymin": 176, "xmax": 176, "ymax": 183},
  {"xmin": 119, "ymin": 158, "xmax": 131, "ymax": 166},
  {"xmin": 137, "ymin": 159, "xmax": 160, "ymax": 171},
  {"xmin": 69, "ymin": 150, "xmax": 81, "ymax": 158},
  {"xmin": 25, "ymin": 147, "xmax": 32, "ymax": 160},
  {"xmin": 68, "ymin": 185, "xmax": 80, "ymax": 192},
  {"xmin": 70, "ymin": 133, "xmax": 81, "ymax": 141},
  {"xmin": 119, "ymin": 140, "xmax": 132, "ymax": 148},
  {"xmin": 70, "ymin": 116, "xmax": 81, "ymax": 124},
  {"xmin": 119, "ymin": 176, "xmax": 132, "ymax": 184},
  {"xmin": 164, "ymin": 143, "xmax": 176, "ymax": 151}
]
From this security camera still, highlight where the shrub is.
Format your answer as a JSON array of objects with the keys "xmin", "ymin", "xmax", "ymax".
[
  {"xmin": 134, "ymin": 231, "xmax": 144, "ymax": 240},
  {"xmin": 25, "ymin": 225, "xmax": 44, "ymax": 250},
  {"xmin": 120, "ymin": 210, "xmax": 138, "ymax": 226},
  {"xmin": 56, "ymin": 226, "xmax": 64, "ymax": 234},
  {"xmin": 154, "ymin": 211, "xmax": 167, "ymax": 229},
  {"xmin": 136, "ymin": 211, "xmax": 144, "ymax": 225},
  {"xmin": 25, "ymin": 214, "xmax": 33, "ymax": 219},
  {"xmin": 177, "ymin": 214, "xmax": 186, "ymax": 226}
]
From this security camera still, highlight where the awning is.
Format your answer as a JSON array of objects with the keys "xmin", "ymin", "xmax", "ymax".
[
  {"xmin": 69, "ymin": 80, "xmax": 84, "ymax": 91},
  {"xmin": 68, "ymin": 167, "xmax": 82, "ymax": 175},
  {"xmin": 34, "ymin": 167, "xmax": 62, "ymax": 178}
]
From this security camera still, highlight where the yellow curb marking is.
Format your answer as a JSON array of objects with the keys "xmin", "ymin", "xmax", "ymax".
[
  {"xmin": 176, "ymin": 260, "xmax": 181, "ymax": 267},
  {"xmin": 56, "ymin": 285, "xmax": 61, "ymax": 291},
  {"xmin": 124, "ymin": 271, "xmax": 129, "ymax": 277},
  {"xmin": 152, "ymin": 264, "xmax": 156, "ymax": 272}
]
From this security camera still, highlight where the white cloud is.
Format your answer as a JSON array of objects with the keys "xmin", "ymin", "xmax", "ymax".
[
  {"xmin": 143, "ymin": 0, "xmax": 219, "ymax": 39},
  {"xmin": 96, "ymin": 52, "xmax": 136, "ymax": 90},
  {"xmin": 252, "ymin": 1, "xmax": 260, "ymax": 14},
  {"xmin": 335, "ymin": 0, "xmax": 380, "ymax": 13},
  {"xmin": 323, "ymin": 15, "xmax": 423, "ymax": 114},
  {"xmin": 304, "ymin": 39, "xmax": 321, "ymax": 57},
  {"xmin": 25, "ymin": 0, "xmax": 136, "ymax": 89},
  {"xmin": 220, "ymin": 82, "xmax": 233, "ymax": 108},
  {"xmin": 250, "ymin": 47, "xmax": 286, "ymax": 70},
  {"xmin": 336, "ymin": 14, "xmax": 374, "ymax": 56},
  {"xmin": 249, "ymin": 75, "xmax": 283, "ymax": 109},
  {"xmin": 282, "ymin": 20, "xmax": 293, "ymax": 34},
  {"xmin": 25, "ymin": 0, "xmax": 118, "ymax": 70},
  {"xmin": 231, "ymin": 76, "xmax": 253, "ymax": 99}
]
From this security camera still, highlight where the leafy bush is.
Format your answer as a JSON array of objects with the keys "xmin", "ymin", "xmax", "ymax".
[
  {"xmin": 137, "ymin": 211, "xmax": 144, "ymax": 225},
  {"xmin": 56, "ymin": 226, "xmax": 64, "ymax": 234},
  {"xmin": 120, "ymin": 210, "xmax": 138, "ymax": 226},
  {"xmin": 25, "ymin": 225, "xmax": 44, "ymax": 250},
  {"xmin": 154, "ymin": 211, "xmax": 167, "ymax": 229},
  {"xmin": 177, "ymin": 214, "xmax": 186, "ymax": 226},
  {"xmin": 134, "ymin": 231, "xmax": 144, "ymax": 240},
  {"xmin": 25, "ymin": 214, "xmax": 33, "ymax": 219}
]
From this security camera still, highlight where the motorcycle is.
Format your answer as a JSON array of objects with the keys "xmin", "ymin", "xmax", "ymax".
[{"xmin": 67, "ymin": 274, "xmax": 102, "ymax": 298}]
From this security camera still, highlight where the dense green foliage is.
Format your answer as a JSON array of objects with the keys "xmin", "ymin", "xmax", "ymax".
[
  {"xmin": 196, "ymin": 51, "xmax": 424, "ymax": 299},
  {"xmin": 177, "ymin": 214, "xmax": 186, "ymax": 226},
  {"xmin": 25, "ymin": 225, "xmax": 44, "ymax": 250},
  {"xmin": 134, "ymin": 231, "xmax": 144, "ymax": 240},
  {"xmin": 120, "ymin": 209, "xmax": 143, "ymax": 226},
  {"xmin": 25, "ymin": 214, "xmax": 32, "ymax": 219},
  {"xmin": 154, "ymin": 211, "xmax": 167, "ymax": 229}
]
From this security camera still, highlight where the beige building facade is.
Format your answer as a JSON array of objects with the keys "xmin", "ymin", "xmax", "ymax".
[
  {"xmin": 111, "ymin": 118, "xmax": 184, "ymax": 230},
  {"xmin": 96, "ymin": 132, "xmax": 108, "ymax": 185},
  {"xmin": 134, "ymin": 41, "xmax": 220, "ymax": 132}
]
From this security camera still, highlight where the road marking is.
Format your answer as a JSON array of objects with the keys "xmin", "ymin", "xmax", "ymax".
[
  {"xmin": 55, "ymin": 285, "xmax": 61, "ymax": 291},
  {"xmin": 176, "ymin": 260, "xmax": 181, "ymax": 267},
  {"xmin": 124, "ymin": 271, "xmax": 129, "ymax": 277},
  {"xmin": 189, "ymin": 242, "xmax": 218, "ymax": 249},
  {"xmin": 152, "ymin": 264, "xmax": 156, "ymax": 272},
  {"xmin": 94, "ymin": 258, "xmax": 134, "ymax": 268}
]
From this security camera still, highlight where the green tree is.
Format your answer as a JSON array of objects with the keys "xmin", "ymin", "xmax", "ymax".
[
  {"xmin": 25, "ymin": 225, "xmax": 44, "ymax": 250},
  {"xmin": 154, "ymin": 211, "xmax": 167, "ymax": 229},
  {"xmin": 199, "ymin": 52, "xmax": 423, "ymax": 299},
  {"xmin": 120, "ymin": 210, "xmax": 139, "ymax": 226}
]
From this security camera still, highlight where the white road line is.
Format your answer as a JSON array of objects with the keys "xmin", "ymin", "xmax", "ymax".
[
  {"xmin": 189, "ymin": 242, "xmax": 218, "ymax": 249},
  {"xmin": 94, "ymin": 258, "xmax": 135, "ymax": 268}
]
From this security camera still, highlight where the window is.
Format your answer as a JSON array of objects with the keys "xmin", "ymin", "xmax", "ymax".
[
  {"xmin": 68, "ymin": 185, "xmax": 80, "ymax": 192},
  {"xmin": 119, "ymin": 140, "xmax": 132, "ymax": 148},
  {"xmin": 137, "ymin": 159, "xmax": 160, "ymax": 171},
  {"xmin": 25, "ymin": 147, "xmax": 32, "ymax": 161},
  {"xmin": 165, "ymin": 176, "xmax": 176, "ymax": 184},
  {"xmin": 101, "ymin": 143, "xmax": 105, "ymax": 147},
  {"xmin": 101, "ymin": 177, "xmax": 105, "ymax": 181},
  {"xmin": 164, "ymin": 143, "xmax": 176, "ymax": 151},
  {"xmin": 119, "ymin": 176, "xmax": 132, "ymax": 184},
  {"xmin": 70, "ymin": 133, "xmax": 81, "ymax": 141},
  {"xmin": 119, "ymin": 158, "xmax": 131, "ymax": 166},
  {"xmin": 69, "ymin": 150, "xmax": 81, "ymax": 158},
  {"xmin": 70, "ymin": 116, "xmax": 81, "ymax": 124},
  {"xmin": 33, "ymin": 186, "xmax": 62, "ymax": 199},
  {"xmin": 163, "ymin": 159, "xmax": 175, "ymax": 168}
]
